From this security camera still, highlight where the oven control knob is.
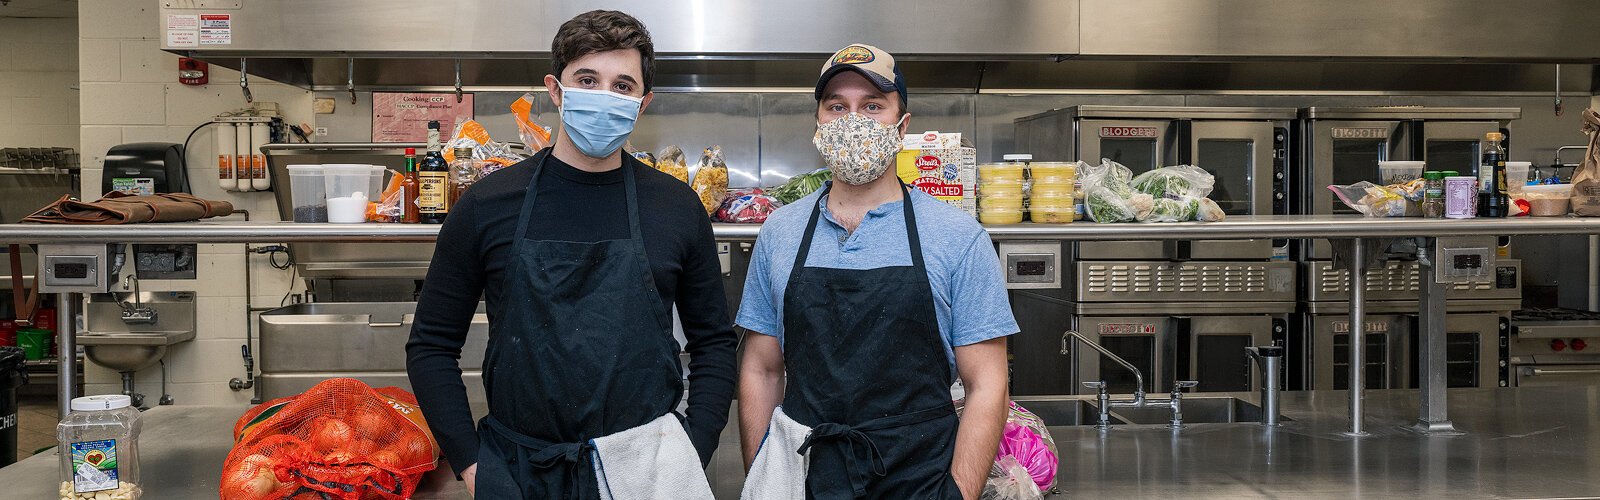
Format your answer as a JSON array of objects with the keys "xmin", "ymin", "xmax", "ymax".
[
  {"xmin": 1551, "ymin": 339, "xmax": 1568, "ymax": 352},
  {"xmin": 1573, "ymin": 339, "xmax": 1588, "ymax": 351}
]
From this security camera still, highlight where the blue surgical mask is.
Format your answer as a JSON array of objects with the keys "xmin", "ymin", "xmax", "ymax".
[{"xmin": 557, "ymin": 83, "xmax": 643, "ymax": 158}]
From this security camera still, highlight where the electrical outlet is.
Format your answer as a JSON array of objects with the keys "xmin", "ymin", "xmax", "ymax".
[{"xmin": 314, "ymin": 127, "xmax": 329, "ymax": 137}]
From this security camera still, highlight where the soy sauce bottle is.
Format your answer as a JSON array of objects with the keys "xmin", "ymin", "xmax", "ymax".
[{"xmin": 1478, "ymin": 131, "xmax": 1507, "ymax": 218}]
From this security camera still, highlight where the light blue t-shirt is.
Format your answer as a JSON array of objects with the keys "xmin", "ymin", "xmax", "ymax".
[{"xmin": 735, "ymin": 185, "xmax": 1019, "ymax": 372}]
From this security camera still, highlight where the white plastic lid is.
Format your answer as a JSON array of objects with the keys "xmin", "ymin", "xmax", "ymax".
[
  {"xmin": 71, "ymin": 394, "xmax": 132, "ymax": 412},
  {"xmin": 1002, "ymin": 154, "xmax": 1033, "ymax": 161},
  {"xmin": 1506, "ymin": 161, "xmax": 1533, "ymax": 168}
]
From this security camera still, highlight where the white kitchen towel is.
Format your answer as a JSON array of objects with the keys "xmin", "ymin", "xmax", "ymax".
[
  {"xmin": 739, "ymin": 407, "xmax": 813, "ymax": 500},
  {"xmin": 592, "ymin": 413, "xmax": 715, "ymax": 500}
]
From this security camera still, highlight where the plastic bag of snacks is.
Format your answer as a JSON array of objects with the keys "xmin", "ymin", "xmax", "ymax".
[
  {"xmin": 368, "ymin": 170, "xmax": 405, "ymax": 223},
  {"xmin": 691, "ymin": 146, "xmax": 730, "ymax": 215},
  {"xmin": 446, "ymin": 120, "xmax": 526, "ymax": 176},
  {"xmin": 1328, "ymin": 179, "xmax": 1425, "ymax": 217},
  {"xmin": 510, "ymin": 93, "xmax": 554, "ymax": 152},
  {"xmin": 219, "ymin": 378, "xmax": 439, "ymax": 500},
  {"xmin": 714, "ymin": 188, "xmax": 783, "ymax": 223},
  {"xmin": 629, "ymin": 148, "xmax": 657, "ymax": 169},
  {"xmin": 954, "ymin": 400, "xmax": 1059, "ymax": 499},
  {"xmin": 655, "ymin": 145, "xmax": 690, "ymax": 183}
]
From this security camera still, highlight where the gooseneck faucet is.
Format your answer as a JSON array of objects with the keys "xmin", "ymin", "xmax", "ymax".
[
  {"xmin": 1067, "ymin": 331, "xmax": 1197, "ymax": 429},
  {"xmin": 1246, "ymin": 343, "xmax": 1284, "ymax": 426}
]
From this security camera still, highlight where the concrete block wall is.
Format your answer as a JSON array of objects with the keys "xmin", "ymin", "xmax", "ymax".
[
  {"xmin": 0, "ymin": 17, "xmax": 79, "ymax": 149},
  {"xmin": 77, "ymin": 0, "xmax": 315, "ymax": 405}
]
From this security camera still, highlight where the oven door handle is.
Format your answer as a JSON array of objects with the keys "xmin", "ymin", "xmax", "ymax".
[{"xmin": 1525, "ymin": 367, "xmax": 1600, "ymax": 376}]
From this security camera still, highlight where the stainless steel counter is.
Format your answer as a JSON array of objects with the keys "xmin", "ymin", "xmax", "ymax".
[
  {"xmin": 7, "ymin": 215, "xmax": 1600, "ymax": 244},
  {"xmin": 5, "ymin": 387, "xmax": 1600, "ymax": 498}
]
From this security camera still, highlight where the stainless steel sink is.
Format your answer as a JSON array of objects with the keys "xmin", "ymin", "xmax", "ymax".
[
  {"xmin": 1013, "ymin": 398, "xmax": 1126, "ymax": 426},
  {"xmin": 82, "ymin": 292, "xmax": 196, "ymax": 373},
  {"xmin": 1108, "ymin": 397, "xmax": 1292, "ymax": 425},
  {"xmin": 79, "ymin": 331, "xmax": 197, "ymax": 372}
]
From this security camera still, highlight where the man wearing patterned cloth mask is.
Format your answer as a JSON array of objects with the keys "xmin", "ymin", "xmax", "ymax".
[{"xmin": 736, "ymin": 44, "xmax": 1019, "ymax": 500}]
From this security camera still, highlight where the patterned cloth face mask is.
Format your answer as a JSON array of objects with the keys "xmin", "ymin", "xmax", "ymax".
[{"xmin": 814, "ymin": 112, "xmax": 907, "ymax": 186}]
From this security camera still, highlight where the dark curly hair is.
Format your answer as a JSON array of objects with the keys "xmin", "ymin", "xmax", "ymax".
[{"xmin": 550, "ymin": 10, "xmax": 655, "ymax": 92}]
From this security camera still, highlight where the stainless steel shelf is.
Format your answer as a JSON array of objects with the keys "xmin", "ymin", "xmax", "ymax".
[{"xmin": 4, "ymin": 215, "xmax": 1600, "ymax": 244}]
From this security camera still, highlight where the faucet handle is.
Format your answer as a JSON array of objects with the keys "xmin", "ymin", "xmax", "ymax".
[
  {"xmin": 1173, "ymin": 380, "xmax": 1199, "ymax": 392},
  {"xmin": 1082, "ymin": 381, "xmax": 1106, "ymax": 390}
]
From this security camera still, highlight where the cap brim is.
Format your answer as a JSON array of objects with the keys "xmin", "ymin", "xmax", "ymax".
[{"xmin": 814, "ymin": 65, "xmax": 899, "ymax": 101}]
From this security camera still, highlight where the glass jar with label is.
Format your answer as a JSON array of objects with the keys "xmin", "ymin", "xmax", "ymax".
[
  {"xmin": 1421, "ymin": 171, "xmax": 1446, "ymax": 218},
  {"xmin": 58, "ymin": 395, "xmax": 141, "ymax": 500}
]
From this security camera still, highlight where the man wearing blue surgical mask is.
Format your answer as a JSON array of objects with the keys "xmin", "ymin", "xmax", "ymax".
[{"xmin": 406, "ymin": 10, "xmax": 735, "ymax": 499}]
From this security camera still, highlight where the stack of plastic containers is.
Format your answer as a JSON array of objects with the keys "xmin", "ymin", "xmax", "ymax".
[
  {"xmin": 1028, "ymin": 161, "xmax": 1076, "ymax": 223},
  {"xmin": 977, "ymin": 162, "xmax": 1026, "ymax": 224}
]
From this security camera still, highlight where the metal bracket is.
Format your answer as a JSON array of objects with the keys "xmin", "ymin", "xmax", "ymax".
[
  {"xmin": 454, "ymin": 59, "xmax": 464, "ymax": 103},
  {"xmin": 239, "ymin": 58, "xmax": 252, "ymax": 103},
  {"xmin": 347, "ymin": 58, "xmax": 357, "ymax": 105}
]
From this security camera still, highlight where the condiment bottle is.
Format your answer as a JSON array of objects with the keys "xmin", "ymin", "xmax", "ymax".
[
  {"xmin": 1478, "ymin": 132, "xmax": 1508, "ymax": 217},
  {"xmin": 401, "ymin": 148, "xmax": 420, "ymax": 224},
  {"xmin": 1422, "ymin": 171, "xmax": 1446, "ymax": 218},
  {"xmin": 58, "ymin": 395, "xmax": 142, "ymax": 500}
]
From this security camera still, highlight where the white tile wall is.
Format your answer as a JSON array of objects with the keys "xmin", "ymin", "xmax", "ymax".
[
  {"xmin": 78, "ymin": 0, "xmax": 318, "ymax": 406},
  {"xmin": 0, "ymin": 17, "xmax": 79, "ymax": 149}
]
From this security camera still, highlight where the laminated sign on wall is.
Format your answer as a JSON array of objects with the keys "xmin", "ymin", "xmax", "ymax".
[{"xmin": 372, "ymin": 93, "xmax": 475, "ymax": 143}]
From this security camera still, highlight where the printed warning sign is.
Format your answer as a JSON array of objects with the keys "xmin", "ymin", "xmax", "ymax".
[{"xmin": 372, "ymin": 92, "xmax": 475, "ymax": 143}]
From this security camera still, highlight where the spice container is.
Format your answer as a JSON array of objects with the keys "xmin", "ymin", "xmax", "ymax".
[
  {"xmin": 1444, "ymin": 174, "xmax": 1477, "ymax": 219},
  {"xmin": 286, "ymin": 165, "xmax": 328, "ymax": 223},
  {"xmin": 58, "ymin": 395, "xmax": 141, "ymax": 500},
  {"xmin": 1421, "ymin": 171, "xmax": 1445, "ymax": 218}
]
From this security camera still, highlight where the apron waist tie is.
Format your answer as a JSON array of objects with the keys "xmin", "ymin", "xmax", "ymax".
[
  {"xmin": 795, "ymin": 403, "xmax": 956, "ymax": 498},
  {"xmin": 483, "ymin": 414, "xmax": 596, "ymax": 500}
]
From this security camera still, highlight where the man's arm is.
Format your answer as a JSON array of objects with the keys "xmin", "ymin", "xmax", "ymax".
[
  {"xmin": 404, "ymin": 189, "xmax": 487, "ymax": 482},
  {"xmin": 738, "ymin": 332, "xmax": 785, "ymax": 469},
  {"xmin": 950, "ymin": 337, "xmax": 1008, "ymax": 500},
  {"xmin": 676, "ymin": 212, "xmax": 740, "ymax": 467}
]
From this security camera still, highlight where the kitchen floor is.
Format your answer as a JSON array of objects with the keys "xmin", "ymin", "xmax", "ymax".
[{"xmin": 14, "ymin": 395, "xmax": 56, "ymax": 461}]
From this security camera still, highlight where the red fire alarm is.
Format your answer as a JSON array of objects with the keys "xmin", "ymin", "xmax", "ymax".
[{"xmin": 179, "ymin": 57, "xmax": 209, "ymax": 86}]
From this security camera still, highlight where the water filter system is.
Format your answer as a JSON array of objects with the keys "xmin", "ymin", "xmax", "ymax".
[
  {"xmin": 216, "ymin": 122, "xmax": 236, "ymax": 190},
  {"xmin": 214, "ymin": 116, "xmax": 278, "ymax": 193},
  {"xmin": 250, "ymin": 122, "xmax": 271, "ymax": 191},
  {"xmin": 234, "ymin": 122, "xmax": 252, "ymax": 192}
]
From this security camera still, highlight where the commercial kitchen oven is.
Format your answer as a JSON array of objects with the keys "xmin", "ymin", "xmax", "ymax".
[
  {"xmin": 1295, "ymin": 106, "xmax": 1522, "ymax": 259},
  {"xmin": 1013, "ymin": 105, "xmax": 1292, "ymax": 261},
  {"xmin": 1509, "ymin": 309, "xmax": 1600, "ymax": 387}
]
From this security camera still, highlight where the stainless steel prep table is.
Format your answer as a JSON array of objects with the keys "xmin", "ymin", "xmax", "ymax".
[
  {"xmin": 5, "ymin": 387, "xmax": 1600, "ymax": 498},
  {"xmin": 7, "ymin": 216, "xmax": 1600, "ymax": 446}
]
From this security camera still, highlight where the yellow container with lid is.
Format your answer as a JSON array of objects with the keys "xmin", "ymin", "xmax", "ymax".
[
  {"xmin": 1029, "ymin": 198, "xmax": 1074, "ymax": 223},
  {"xmin": 980, "ymin": 193, "xmax": 1024, "ymax": 210},
  {"xmin": 1029, "ymin": 183, "xmax": 1074, "ymax": 201},
  {"xmin": 1029, "ymin": 162, "xmax": 1077, "ymax": 181},
  {"xmin": 978, "ymin": 183, "xmax": 1025, "ymax": 198},
  {"xmin": 978, "ymin": 163, "xmax": 1026, "ymax": 184},
  {"xmin": 979, "ymin": 207, "xmax": 1025, "ymax": 224}
]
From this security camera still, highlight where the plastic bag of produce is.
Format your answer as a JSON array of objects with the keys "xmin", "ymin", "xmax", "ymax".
[
  {"xmin": 445, "ymin": 119, "xmax": 526, "ymax": 175},
  {"xmin": 1085, "ymin": 186, "xmax": 1154, "ymax": 223},
  {"xmin": 654, "ymin": 145, "xmax": 689, "ymax": 183},
  {"xmin": 714, "ymin": 188, "xmax": 783, "ymax": 223},
  {"xmin": 768, "ymin": 168, "xmax": 831, "ymax": 205},
  {"xmin": 691, "ymin": 146, "xmax": 730, "ymax": 215},
  {"xmin": 220, "ymin": 378, "xmax": 439, "ymax": 500},
  {"xmin": 1145, "ymin": 196, "xmax": 1201, "ymax": 223},
  {"xmin": 1196, "ymin": 198, "xmax": 1227, "ymax": 222},
  {"xmin": 1329, "ymin": 179, "xmax": 1424, "ymax": 217},
  {"xmin": 510, "ymin": 93, "xmax": 554, "ymax": 151},
  {"xmin": 1131, "ymin": 164, "xmax": 1214, "ymax": 199},
  {"xmin": 956, "ymin": 400, "xmax": 1060, "ymax": 498}
]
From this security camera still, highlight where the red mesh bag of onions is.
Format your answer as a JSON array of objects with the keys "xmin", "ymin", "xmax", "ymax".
[{"xmin": 219, "ymin": 378, "xmax": 440, "ymax": 500}]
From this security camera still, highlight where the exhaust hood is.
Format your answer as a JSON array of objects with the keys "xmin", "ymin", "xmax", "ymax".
[{"xmin": 160, "ymin": 0, "xmax": 1600, "ymax": 93}]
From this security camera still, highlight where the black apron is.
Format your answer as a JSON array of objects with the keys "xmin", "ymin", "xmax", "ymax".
[
  {"xmin": 782, "ymin": 184, "xmax": 962, "ymax": 499},
  {"xmin": 473, "ymin": 154, "xmax": 683, "ymax": 500}
]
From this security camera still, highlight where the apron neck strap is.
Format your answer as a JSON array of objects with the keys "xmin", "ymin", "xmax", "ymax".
[
  {"xmin": 792, "ymin": 182, "xmax": 925, "ymax": 271},
  {"xmin": 513, "ymin": 153, "xmax": 644, "ymax": 243}
]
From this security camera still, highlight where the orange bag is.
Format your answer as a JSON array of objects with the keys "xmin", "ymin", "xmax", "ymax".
[{"xmin": 220, "ymin": 378, "xmax": 440, "ymax": 500}]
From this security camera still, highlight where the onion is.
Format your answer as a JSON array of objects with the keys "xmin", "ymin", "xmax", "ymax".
[{"xmin": 308, "ymin": 417, "xmax": 355, "ymax": 452}]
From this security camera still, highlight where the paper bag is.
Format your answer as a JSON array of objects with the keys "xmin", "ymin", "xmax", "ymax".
[{"xmin": 1571, "ymin": 108, "xmax": 1600, "ymax": 216}]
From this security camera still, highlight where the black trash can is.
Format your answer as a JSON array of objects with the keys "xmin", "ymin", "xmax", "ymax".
[{"xmin": 0, "ymin": 346, "xmax": 26, "ymax": 467}]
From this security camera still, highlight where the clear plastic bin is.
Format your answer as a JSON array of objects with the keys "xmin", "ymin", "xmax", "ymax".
[
  {"xmin": 286, "ymin": 165, "xmax": 327, "ymax": 223},
  {"xmin": 323, "ymin": 164, "xmax": 374, "ymax": 224}
]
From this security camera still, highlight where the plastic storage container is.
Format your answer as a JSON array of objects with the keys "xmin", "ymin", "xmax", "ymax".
[
  {"xmin": 1029, "ymin": 162, "xmax": 1076, "ymax": 181},
  {"xmin": 368, "ymin": 165, "xmax": 387, "ymax": 202},
  {"xmin": 978, "ymin": 207, "xmax": 1025, "ymax": 224},
  {"xmin": 978, "ymin": 183, "xmax": 1024, "ymax": 198},
  {"xmin": 1378, "ymin": 161, "xmax": 1425, "ymax": 184},
  {"xmin": 58, "ymin": 395, "xmax": 141, "ymax": 499},
  {"xmin": 17, "ymin": 327, "xmax": 50, "ymax": 360},
  {"xmin": 286, "ymin": 165, "xmax": 328, "ymax": 223},
  {"xmin": 1030, "ymin": 199, "xmax": 1074, "ymax": 223},
  {"xmin": 1506, "ymin": 161, "xmax": 1532, "ymax": 193},
  {"xmin": 323, "ymin": 164, "xmax": 374, "ymax": 224},
  {"xmin": 1522, "ymin": 183, "xmax": 1573, "ymax": 217},
  {"xmin": 978, "ymin": 163, "xmax": 1026, "ymax": 184},
  {"xmin": 979, "ymin": 193, "xmax": 1024, "ymax": 209}
]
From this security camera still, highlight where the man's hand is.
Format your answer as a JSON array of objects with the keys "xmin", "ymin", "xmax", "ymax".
[
  {"xmin": 951, "ymin": 337, "xmax": 1009, "ymax": 500},
  {"xmin": 738, "ymin": 332, "xmax": 786, "ymax": 470},
  {"xmin": 462, "ymin": 464, "xmax": 477, "ymax": 497}
]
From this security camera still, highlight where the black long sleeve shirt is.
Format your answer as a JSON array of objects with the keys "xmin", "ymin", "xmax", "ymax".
[{"xmin": 405, "ymin": 149, "xmax": 738, "ymax": 475}]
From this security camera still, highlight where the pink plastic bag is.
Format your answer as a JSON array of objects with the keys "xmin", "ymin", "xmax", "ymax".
[
  {"xmin": 955, "ymin": 400, "xmax": 1060, "ymax": 497},
  {"xmin": 998, "ymin": 422, "xmax": 1057, "ymax": 490}
]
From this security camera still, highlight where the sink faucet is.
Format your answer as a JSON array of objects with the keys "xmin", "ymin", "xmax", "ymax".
[
  {"xmin": 119, "ymin": 275, "xmax": 158, "ymax": 325},
  {"xmin": 1067, "ymin": 331, "xmax": 1198, "ymax": 429},
  {"xmin": 1246, "ymin": 343, "xmax": 1285, "ymax": 426}
]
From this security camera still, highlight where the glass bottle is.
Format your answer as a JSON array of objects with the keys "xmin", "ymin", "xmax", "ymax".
[
  {"xmin": 1422, "ymin": 171, "xmax": 1445, "ymax": 218},
  {"xmin": 418, "ymin": 121, "xmax": 450, "ymax": 224},
  {"xmin": 450, "ymin": 145, "xmax": 480, "ymax": 204},
  {"xmin": 401, "ymin": 148, "xmax": 420, "ymax": 224},
  {"xmin": 1478, "ymin": 132, "xmax": 1508, "ymax": 217}
]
